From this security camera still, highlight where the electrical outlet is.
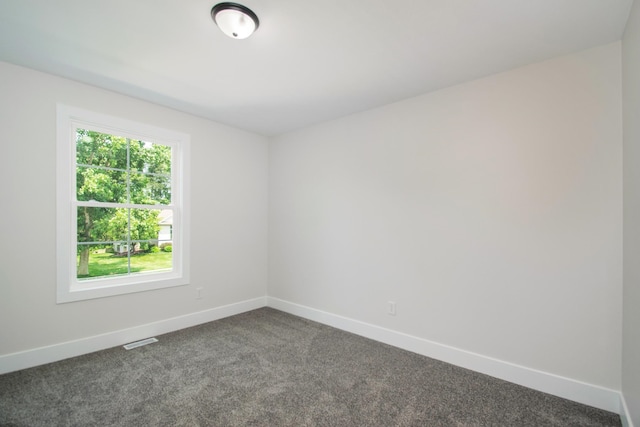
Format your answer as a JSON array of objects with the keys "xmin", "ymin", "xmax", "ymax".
[
  {"xmin": 387, "ymin": 301, "xmax": 396, "ymax": 316},
  {"xmin": 196, "ymin": 287, "xmax": 203, "ymax": 299}
]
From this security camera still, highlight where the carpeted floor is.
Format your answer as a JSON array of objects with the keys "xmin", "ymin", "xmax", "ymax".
[{"xmin": 0, "ymin": 308, "xmax": 621, "ymax": 426}]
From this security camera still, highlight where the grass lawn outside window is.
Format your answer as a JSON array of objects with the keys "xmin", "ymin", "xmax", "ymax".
[{"xmin": 77, "ymin": 251, "xmax": 173, "ymax": 279}]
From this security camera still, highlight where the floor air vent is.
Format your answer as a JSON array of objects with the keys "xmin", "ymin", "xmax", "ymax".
[{"xmin": 123, "ymin": 337, "xmax": 158, "ymax": 350}]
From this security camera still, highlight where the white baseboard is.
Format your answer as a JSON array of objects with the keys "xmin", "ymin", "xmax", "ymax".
[
  {"xmin": 1, "ymin": 295, "xmax": 627, "ymax": 419},
  {"xmin": 620, "ymin": 392, "xmax": 635, "ymax": 427},
  {"xmin": 267, "ymin": 297, "xmax": 623, "ymax": 415},
  {"xmin": 0, "ymin": 296, "xmax": 267, "ymax": 375}
]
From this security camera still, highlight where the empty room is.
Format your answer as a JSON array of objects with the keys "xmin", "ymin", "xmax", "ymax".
[{"xmin": 0, "ymin": 0, "xmax": 639, "ymax": 425}]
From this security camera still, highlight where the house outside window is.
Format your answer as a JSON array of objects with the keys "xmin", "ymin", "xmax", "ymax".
[
  {"xmin": 56, "ymin": 105, "xmax": 190, "ymax": 303},
  {"xmin": 157, "ymin": 209, "xmax": 173, "ymax": 246}
]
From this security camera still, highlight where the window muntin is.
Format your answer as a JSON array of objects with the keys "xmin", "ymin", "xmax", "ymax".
[{"xmin": 57, "ymin": 105, "xmax": 190, "ymax": 303}]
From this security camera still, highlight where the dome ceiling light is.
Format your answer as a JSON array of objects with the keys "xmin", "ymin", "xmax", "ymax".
[{"xmin": 211, "ymin": 2, "xmax": 259, "ymax": 39}]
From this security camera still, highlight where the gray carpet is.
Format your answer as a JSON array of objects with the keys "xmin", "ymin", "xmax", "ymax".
[{"xmin": 0, "ymin": 308, "xmax": 621, "ymax": 426}]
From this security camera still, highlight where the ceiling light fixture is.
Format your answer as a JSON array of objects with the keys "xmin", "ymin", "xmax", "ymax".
[{"xmin": 211, "ymin": 2, "xmax": 259, "ymax": 40}]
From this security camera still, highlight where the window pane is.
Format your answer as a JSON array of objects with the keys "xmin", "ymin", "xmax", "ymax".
[
  {"xmin": 128, "ymin": 208, "xmax": 162, "ymax": 242},
  {"xmin": 82, "ymin": 207, "xmax": 161, "ymax": 244},
  {"xmin": 129, "ymin": 140, "xmax": 172, "ymax": 175},
  {"xmin": 76, "ymin": 129, "xmax": 128, "ymax": 169},
  {"xmin": 77, "ymin": 244, "xmax": 129, "ymax": 279},
  {"xmin": 130, "ymin": 243, "xmax": 173, "ymax": 274},
  {"xmin": 77, "ymin": 207, "xmax": 124, "ymax": 242},
  {"xmin": 130, "ymin": 172, "xmax": 171, "ymax": 205},
  {"xmin": 76, "ymin": 166, "xmax": 127, "ymax": 203},
  {"xmin": 157, "ymin": 210, "xmax": 173, "ymax": 244}
]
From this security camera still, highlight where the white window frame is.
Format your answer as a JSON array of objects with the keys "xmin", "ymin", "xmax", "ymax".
[{"xmin": 56, "ymin": 104, "xmax": 190, "ymax": 303}]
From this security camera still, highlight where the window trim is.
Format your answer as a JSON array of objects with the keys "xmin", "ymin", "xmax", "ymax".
[{"xmin": 56, "ymin": 104, "xmax": 190, "ymax": 303}]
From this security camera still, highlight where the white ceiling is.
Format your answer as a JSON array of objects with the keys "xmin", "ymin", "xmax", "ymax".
[{"xmin": 0, "ymin": 0, "xmax": 633, "ymax": 136}]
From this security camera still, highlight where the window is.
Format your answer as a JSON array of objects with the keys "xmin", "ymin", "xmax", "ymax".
[{"xmin": 57, "ymin": 105, "xmax": 190, "ymax": 303}]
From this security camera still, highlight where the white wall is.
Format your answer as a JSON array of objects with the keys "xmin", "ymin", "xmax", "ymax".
[
  {"xmin": 269, "ymin": 43, "xmax": 622, "ymax": 390},
  {"xmin": 0, "ymin": 62, "xmax": 269, "ymax": 356},
  {"xmin": 623, "ymin": 0, "xmax": 640, "ymax": 423}
]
